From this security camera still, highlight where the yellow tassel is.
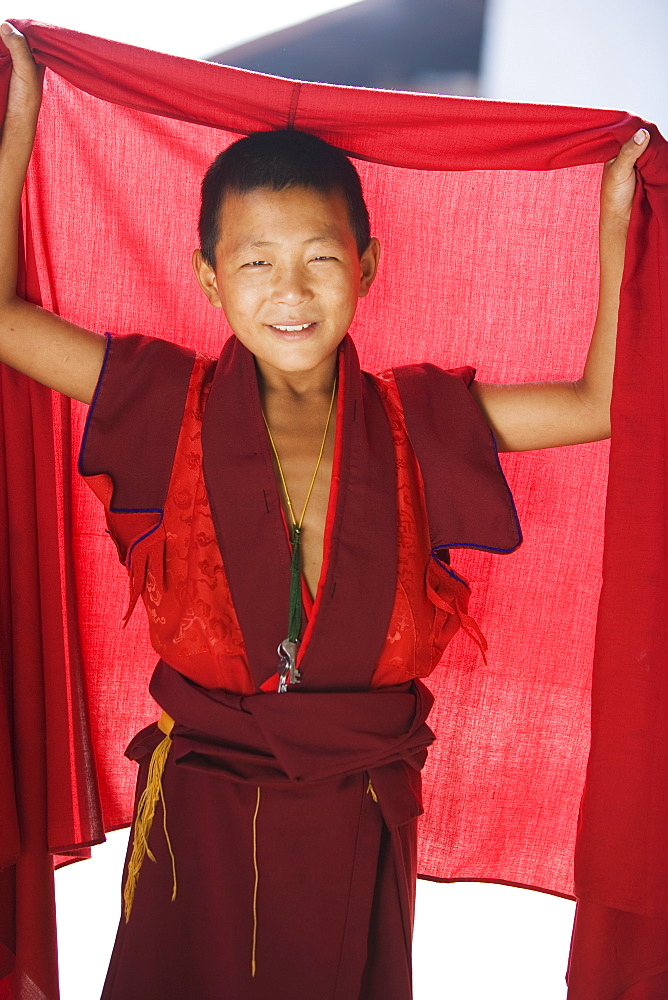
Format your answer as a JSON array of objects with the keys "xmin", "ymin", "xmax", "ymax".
[
  {"xmin": 251, "ymin": 786, "xmax": 261, "ymax": 977},
  {"xmin": 123, "ymin": 733, "xmax": 178, "ymax": 922},
  {"xmin": 367, "ymin": 778, "xmax": 378, "ymax": 802}
]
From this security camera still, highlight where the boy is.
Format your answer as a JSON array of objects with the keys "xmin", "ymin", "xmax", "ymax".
[{"xmin": 0, "ymin": 22, "xmax": 650, "ymax": 1000}]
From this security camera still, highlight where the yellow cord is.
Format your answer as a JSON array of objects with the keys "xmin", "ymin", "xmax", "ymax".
[
  {"xmin": 160, "ymin": 779, "xmax": 178, "ymax": 902},
  {"xmin": 251, "ymin": 786, "xmax": 261, "ymax": 977},
  {"xmin": 261, "ymin": 377, "xmax": 337, "ymax": 531},
  {"xmin": 123, "ymin": 733, "xmax": 177, "ymax": 922}
]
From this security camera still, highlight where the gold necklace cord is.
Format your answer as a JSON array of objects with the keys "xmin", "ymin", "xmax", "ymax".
[
  {"xmin": 251, "ymin": 785, "xmax": 261, "ymax": 978},
  {"xmin": 262, "ymin": 376, "xmax": 337, "ymax": 530}
]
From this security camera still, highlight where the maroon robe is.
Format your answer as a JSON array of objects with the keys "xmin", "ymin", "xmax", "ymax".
[{"xmin": 78, "ymin": 332, "xmax": 520, "ymax": 998}]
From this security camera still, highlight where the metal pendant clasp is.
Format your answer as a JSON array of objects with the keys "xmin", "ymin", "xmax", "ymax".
[{"xmin": 277, "ymin": 638, "xmax": 301, "ymax": 693}]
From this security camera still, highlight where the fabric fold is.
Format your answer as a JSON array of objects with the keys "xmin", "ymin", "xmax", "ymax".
[{"xmin": 146, "ymin": 658, "xmax": 434, "ymax": 831}]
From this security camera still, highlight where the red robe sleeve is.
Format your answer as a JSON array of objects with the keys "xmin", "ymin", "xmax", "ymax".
[
  {"xmin": 78, "ymin": 333, "xmax": 195, "ymax": 563},
  {"xmin": 78, "ymin": 333, "xmax": 197, "ymax": 628}
]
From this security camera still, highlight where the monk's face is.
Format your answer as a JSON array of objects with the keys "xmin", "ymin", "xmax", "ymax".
[{"xmin": 193, "ymin": 185, "xmax": 379, "ymax": 378}]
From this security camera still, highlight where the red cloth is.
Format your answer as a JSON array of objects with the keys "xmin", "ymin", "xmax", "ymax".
[{"xmin": 0, "ymin": 17, "xmax": 667, "ymax": 1000}]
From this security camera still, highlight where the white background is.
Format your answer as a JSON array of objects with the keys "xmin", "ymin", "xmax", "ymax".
[
  {"xmin": 24, "ymin": 0, "xmax": 663, "ymax": 995},
  {"xmin": 6, "ymin": 0, "xmax": 366, "ymax": 59},
  {"xmin": 480, "ymin": 0, "xmax": 668, "ymax": 134}
]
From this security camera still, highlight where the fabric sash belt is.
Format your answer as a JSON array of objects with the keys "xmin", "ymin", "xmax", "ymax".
[{"xmin": 133, "ymin": 659, "xmax": 436, "ymax": 830}]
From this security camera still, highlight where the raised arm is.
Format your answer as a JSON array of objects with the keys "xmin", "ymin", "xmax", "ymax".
[
  {"xmin": 470, "ymin": 128, "xmax": 650, "ymax": 452},
  {"xmin": 0, "ymin": 22, "xmax": 106, "ymax": 404}
]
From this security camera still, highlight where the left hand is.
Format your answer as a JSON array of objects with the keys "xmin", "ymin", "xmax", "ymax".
[{"xmin": 600, "ymin": 128, "xmax": 650, "ymax": 226}]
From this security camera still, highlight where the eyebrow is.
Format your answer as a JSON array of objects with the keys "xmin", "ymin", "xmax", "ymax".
[{"xmin": 230, "ymin": 233, "xmax": 347, "ymax": 256}]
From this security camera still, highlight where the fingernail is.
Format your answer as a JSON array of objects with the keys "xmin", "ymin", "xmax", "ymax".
[
  {"xmin": 634, "ymin": 128, "xmax": 649, "ymax": 144},
  {"xmin": 0, "ymin": 22, "xmax": 13, "ymax": 35}
]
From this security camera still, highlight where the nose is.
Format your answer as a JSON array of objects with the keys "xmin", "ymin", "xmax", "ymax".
[{"xmin": 270, "ymin": 264, "xmax": 312, "ymax": 306}]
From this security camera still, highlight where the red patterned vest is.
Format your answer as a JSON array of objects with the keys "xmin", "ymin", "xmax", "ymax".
[{"xmin": 84, "ymin": 352, "xmax": 487, "ymax": 694}]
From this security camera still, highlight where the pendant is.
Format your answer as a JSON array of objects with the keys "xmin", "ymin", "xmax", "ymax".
[{"xmin": 277, "ymin": 637, "xmax": 301, "ymax": 693}]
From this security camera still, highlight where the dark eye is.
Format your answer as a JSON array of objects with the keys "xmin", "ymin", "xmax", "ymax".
[
  {"xmin": 244, "ymin": 260, "xmax": 269, "ymax": 268},
  {"xmin": 312, "ymin": 255, "xmax": 335, "ymax": 262}
]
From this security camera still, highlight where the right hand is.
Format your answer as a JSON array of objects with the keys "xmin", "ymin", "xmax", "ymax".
[{"xmin": 1, "ymin": 22, "xmax": 44, "ymax": 117}]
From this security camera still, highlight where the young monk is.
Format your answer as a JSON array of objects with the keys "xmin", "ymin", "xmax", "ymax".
[{"xmin": 0, "ymin": 22, "xmax": 651, "ymax": 1000}]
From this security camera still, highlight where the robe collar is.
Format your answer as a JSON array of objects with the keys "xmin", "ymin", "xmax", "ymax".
[{"xmin": 201, "ymin": 334, "xmax": 398, "ymax": 691}]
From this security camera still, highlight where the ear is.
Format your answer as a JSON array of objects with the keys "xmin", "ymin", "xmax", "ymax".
[
  {"xmin": 192, "ymin": 249, "xmax": 222, "ymax": 308},
  {"xmin": 358, "ymin": 238, "xmax": 381, "ymax": 298}
]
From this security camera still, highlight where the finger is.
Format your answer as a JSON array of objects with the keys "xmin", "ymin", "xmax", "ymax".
[
  {"xmin": 0, "ymin": 22, "xmax": 35, "ymax": 63},
  {"xmin": 619, "ymin": 128, "xmax": 650, "ymax": 163},
  {"xmin": 1, "ymin": 21, "xmax": 23, "ymax": 48},
  {"xmin": 630, "ymin": 128, "xmax": 650, "ymax": 151},
  {"xmin": 0, "ymin": 22, "xmax": 43, "ymax": 92}
]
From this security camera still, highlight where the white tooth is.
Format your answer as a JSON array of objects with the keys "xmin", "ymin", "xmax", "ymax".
[{"xmin": 273, "ymin": 323, "xmax": 311, "ymax": 331}]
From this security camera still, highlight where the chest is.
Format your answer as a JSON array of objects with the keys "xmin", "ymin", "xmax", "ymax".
[{"xmin": 263, "ymin": 404, "xmax": 337, "ymax": 602}]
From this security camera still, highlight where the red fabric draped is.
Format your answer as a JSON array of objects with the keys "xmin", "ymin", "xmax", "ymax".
[{"xmin": 0, "ymin": 17, "xmax": 666, "ymax": 1000}]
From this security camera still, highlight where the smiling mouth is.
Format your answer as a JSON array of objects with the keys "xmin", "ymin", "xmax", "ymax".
[{"xmin": 269, "ymin": 323, "xmax": 318, "ymax": 332}]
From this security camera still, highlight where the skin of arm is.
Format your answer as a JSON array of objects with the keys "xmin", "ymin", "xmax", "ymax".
[
  {"xmin": 0, "ymin": 23, "xmax": 105, "ymax": 404},
  {"xmin": 469, "ymin": 128, "xmax": 651, "ymax": 452}
]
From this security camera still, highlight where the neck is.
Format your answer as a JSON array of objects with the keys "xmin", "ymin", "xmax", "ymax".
[{"xmin": 254, "ymin": 352, "xmax": 338, "ymax": 403}]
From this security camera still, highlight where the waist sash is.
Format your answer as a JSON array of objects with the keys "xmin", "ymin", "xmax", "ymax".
[{"xmin": 137, "ymin": 659, "xmax": 436, "ymax": 830}]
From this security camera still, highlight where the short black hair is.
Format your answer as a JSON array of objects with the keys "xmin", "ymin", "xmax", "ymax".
[{"xmin": 198, "ymin": 129, "xmax": 371, "ymax": 267}]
